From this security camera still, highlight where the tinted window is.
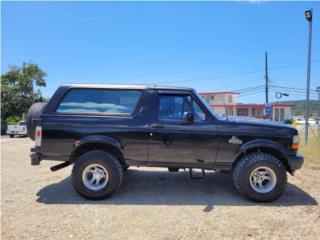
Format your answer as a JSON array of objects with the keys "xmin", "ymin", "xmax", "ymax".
[
  {"xmin": 56, "ymin": 89, "xmax": 142, "ymax": 114},
  {"xmin": 158, "ymin": 95, "xmax": 206, "ymax": 121}
]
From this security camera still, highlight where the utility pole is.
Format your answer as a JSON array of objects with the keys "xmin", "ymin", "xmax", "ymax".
[
  {"xmin": 304, "ymin": 9, "xmax": 313, "ymax": 145},
  {"xmin": 265, "ymin": 52, "xmax": 269, "ymax": 105},
  {"xmin": 264, "ymin": 52, "xmax": 271, "ymax": 120},
  {"xmin": 317, "ymin": 86, "xmax": 320, "ymax": 138}
]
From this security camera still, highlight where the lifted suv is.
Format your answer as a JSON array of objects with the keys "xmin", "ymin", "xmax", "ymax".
[{"xmin": 28, "ymin": 84, "xmax": 303, "ymax": 202}]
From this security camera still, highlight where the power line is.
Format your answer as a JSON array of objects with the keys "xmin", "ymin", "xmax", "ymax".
[
  {"xmin": 270, "ymin": 91, "xmax": 317, "ymax": 98},
  {"xmin": 268, "ymin": 60, "xmax": 320, "ymax": 71},
  {"xmin": 270, "ymin": 88, "xmax": 318, "ymax": 96},
  {"xmin": 155, "ymin": 69, "xmax": 264, "ymax": 85},
  {"xmin": 232, "ymin": 85, "xmax": 265, "ymax": 93},
  {"xmin": 108, "ymin": 71, "xmax": 188, "ymax": 79},
  {"xmin": 234, "ymin": 84, "xmax": 317, "ymax": 97},
  {"xmin": 237, "ymin": 90, "xmax": 265, "ymax": 98},
  {"xmin": 215, "ymin": 77, "xmax": 265, "ymax": 90},
  {"xmin": 271, "ymin": 77, "xmax": 308, "ymax": 84},
  {"xmin": 155, "ymin": 59, "xmax": 320, "ymax": 84},
  {"xmin": 269, "ymin": 89, "xmax": 317, "ymax": 97},
  {"xmin": 238, "ymin": 88, "xmax": 318, "ymax": 99},
  {"xmin": 270, "ymin": 85, "xmax": 317, "ymax": 92}
]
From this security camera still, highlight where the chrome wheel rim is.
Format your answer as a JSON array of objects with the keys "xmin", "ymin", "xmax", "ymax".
[
  {"xmin": 249, "ymin": 167, "xmax": 277, "ymax": 193},
  {"xmin": 82, "ymin": 164, "xmax": 108, "ymax": 191}
]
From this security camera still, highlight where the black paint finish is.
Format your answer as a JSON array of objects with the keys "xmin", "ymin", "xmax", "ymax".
[{"xmin": 31, "ymin": 84, "xmax": 303, "ymax": 172}]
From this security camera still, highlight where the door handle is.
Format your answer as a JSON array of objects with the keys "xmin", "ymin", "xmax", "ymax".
[{"xmin": 151, "ymin": 123, "xmax": 164, "ymax": 129}]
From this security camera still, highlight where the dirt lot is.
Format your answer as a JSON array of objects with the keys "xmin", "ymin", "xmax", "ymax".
[{"xmin": 1, "ymin": 137, "xmax": 320, "ymax": 240}]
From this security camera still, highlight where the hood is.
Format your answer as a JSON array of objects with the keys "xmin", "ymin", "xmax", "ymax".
[{"xmin": 224, "ymin": 116, "xmax": 292, "ymax": 128}]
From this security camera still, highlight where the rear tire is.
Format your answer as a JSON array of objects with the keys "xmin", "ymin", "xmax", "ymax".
[
  {"xmin": 72, "ymin": 150, "xmax": 124, "ymax": 199},
  {"xmin": 233, "ymin": 152, "xmax": 287, "ymax": 202}
]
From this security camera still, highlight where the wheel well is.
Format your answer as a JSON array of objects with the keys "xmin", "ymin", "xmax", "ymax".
[
  {"xmin": 70, "ymin": 142, "xmax": 126, "ymax": 166},
  {"xmin": 232, "ymin": 147, "xmax": 290, "ymax": 172}
]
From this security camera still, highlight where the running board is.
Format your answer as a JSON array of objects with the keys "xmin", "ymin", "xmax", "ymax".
[
  {"xmin": 189, "ymin": 168, "xmax": 205, "ymax": 179},
  {"xmin": 50, "ymin": 162, "xmax": 71, "ymax": 171}
]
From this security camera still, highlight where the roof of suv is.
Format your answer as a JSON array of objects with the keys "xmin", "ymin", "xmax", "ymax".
[{"xmin": 62, "ymin": 84, "xmax": 194, "ymax": 91}]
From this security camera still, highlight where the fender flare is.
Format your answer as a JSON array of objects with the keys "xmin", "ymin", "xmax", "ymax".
[
  {"xmin": 70, "ymin": 135, "xmax": 124, "ymax": 161},
  {"xmin": 235, "ymin": 139, "xmax": 288, "ymax": 161},
  {"xmin": 78, "ymin": 135, "xmax": 123, "ymax": 150}
]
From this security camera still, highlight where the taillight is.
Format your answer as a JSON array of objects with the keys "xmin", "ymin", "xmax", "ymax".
[{"xmin": 35, "ymin": 126, "xmax": 42, "ymax": 147}]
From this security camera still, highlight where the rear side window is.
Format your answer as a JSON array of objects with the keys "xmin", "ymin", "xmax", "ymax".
[{"xmin": 56, "ymin": 89, "xmax": 142, "ymax": 114}]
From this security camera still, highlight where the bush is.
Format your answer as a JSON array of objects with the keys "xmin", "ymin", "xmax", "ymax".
[
  {"xmin": 6, "ymin": 116, "xmax": 23, "ymax": 125},
  {"xmin": 284, "ymin": 119, "xmax": 294, "ymax": 124}
]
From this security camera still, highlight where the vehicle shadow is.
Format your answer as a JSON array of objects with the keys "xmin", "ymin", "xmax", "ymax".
[{"xmin": 36, "ymin": 169, "xmax": 317, "ymax": 211}]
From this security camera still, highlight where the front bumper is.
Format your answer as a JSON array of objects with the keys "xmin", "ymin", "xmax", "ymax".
[
  {"xmin": 288, "ymin": 153, "xmax": 304, "ymax": 172},
  {"xmin": 7, "ymin": 131, "xmax": 27, "ymax": 135}
]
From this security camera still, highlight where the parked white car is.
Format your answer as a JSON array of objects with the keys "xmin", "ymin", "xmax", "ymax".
[
  {"xmin": 6, "ymin": 121, "xmax": 27, "ymax": 137},
  {"xmin": 294, "ymin": 118, "xmax": 317, "ymax": 125}
]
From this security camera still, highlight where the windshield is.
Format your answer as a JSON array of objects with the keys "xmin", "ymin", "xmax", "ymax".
[{"xmin": 195, "ymin": 92, "xmax": 224, "ymax": 120}]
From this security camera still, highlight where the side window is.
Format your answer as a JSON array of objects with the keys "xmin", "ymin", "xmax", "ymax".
[
  {"xmin": 158, "ymin": 95, "xmax": 184, "ymax": 121},
  {"xmin": 158, "ymin": 95, "xmax": 207, "ymax": 122},
  {"xmin": 192, "ymin": 101, "xmax": 206, "ymax": 121},
  {"xmin": 56, "ymin": 89, "xmax": 142, "ymax": 114}
]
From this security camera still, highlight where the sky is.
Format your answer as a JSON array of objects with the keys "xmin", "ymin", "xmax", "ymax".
[{"xmin": 1, "ymin": 1, "xmax": 320, "ymax": 103}]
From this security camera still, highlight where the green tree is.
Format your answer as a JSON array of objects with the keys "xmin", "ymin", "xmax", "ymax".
[{"xmin": 1, "ymin": 62, "xmax": 47, "ymax": 122}]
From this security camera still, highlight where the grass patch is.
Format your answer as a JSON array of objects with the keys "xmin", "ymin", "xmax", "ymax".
[{"xmin": 299, "ymin": 132, "xmax": 320, "ymax": 170}]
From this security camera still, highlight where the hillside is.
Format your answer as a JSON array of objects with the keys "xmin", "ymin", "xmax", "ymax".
[{"xmin": 274, "ymin": 100, "xmax": 319, "ymax": 116}]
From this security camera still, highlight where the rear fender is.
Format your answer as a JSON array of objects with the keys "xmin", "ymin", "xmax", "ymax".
[
  {"xmin": 77, "ymin": 135, "xmax": 123, "ymax": 151},
  {"xmin": 70, "ymin": 135, "xmax": 124, "ymax": 162}
]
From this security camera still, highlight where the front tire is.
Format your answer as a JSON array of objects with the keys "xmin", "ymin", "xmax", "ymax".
[
  {"xmin": 9, "ymin": 135, "xmax": 14, "ymax": 138},
  {"xmin": 233, "ymin": 152, "xmax": 287, "ymax": 202},
  {"xmin": 72, "ymin": 150, "xmax": 124, "ymax": 199}
]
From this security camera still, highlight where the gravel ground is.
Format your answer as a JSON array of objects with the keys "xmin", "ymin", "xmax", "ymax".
[{"xmin": 1, "ymin": 137, "xmax": 320, "ymax": 240}]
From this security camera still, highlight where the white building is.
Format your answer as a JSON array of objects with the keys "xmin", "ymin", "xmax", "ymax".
[{"xmin": 199, "ymin": 91, "xmax": 293, "ymax": 122}]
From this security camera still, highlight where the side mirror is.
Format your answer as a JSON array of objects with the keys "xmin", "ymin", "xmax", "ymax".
[{"xmin": 183, "ymin": 112, "xmax": 194, "ymax": 123}]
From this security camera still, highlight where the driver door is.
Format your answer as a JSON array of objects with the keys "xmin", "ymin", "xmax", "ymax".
[{"xmin": 148, "ymin": 91, "xmax": 218, "ymax": 165}]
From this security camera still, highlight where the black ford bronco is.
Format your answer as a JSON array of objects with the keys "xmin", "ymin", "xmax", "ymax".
[{"xmin": 28, "ymin": 84, "xmax": 303, "ymax": 202}]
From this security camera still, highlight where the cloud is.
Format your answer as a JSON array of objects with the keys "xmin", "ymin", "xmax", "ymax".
[{"xmin": 83, "ymin": 16, "xmax": 96, "ymax": 22}]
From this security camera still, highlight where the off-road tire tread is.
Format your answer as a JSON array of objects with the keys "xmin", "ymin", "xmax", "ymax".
[
  {"xmin": 72, "ymin": 150, "xmax": 123, "ymax": 199},
  {"xmin": 233, "ymin": 152, "xmax": 287, "ymax": 202}
]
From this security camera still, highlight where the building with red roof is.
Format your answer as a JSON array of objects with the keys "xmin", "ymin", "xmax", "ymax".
[{"xmin": 199, "ymin": 92, "xmax": 293, "ymax": 121}]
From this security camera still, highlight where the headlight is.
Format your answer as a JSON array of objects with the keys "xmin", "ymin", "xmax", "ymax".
[{"xmin": 292, "ymin": 135, "xmax": 299, "ymax": 150}]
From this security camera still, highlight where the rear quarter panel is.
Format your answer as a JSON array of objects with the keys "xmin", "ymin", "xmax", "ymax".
[
  {"xmin": 40, "ymin": 114, "xmax": 149, "ymax": 161},
  {"xmin": 39, "ymin": 86, "xmax": 152, "ymax": 162}
]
